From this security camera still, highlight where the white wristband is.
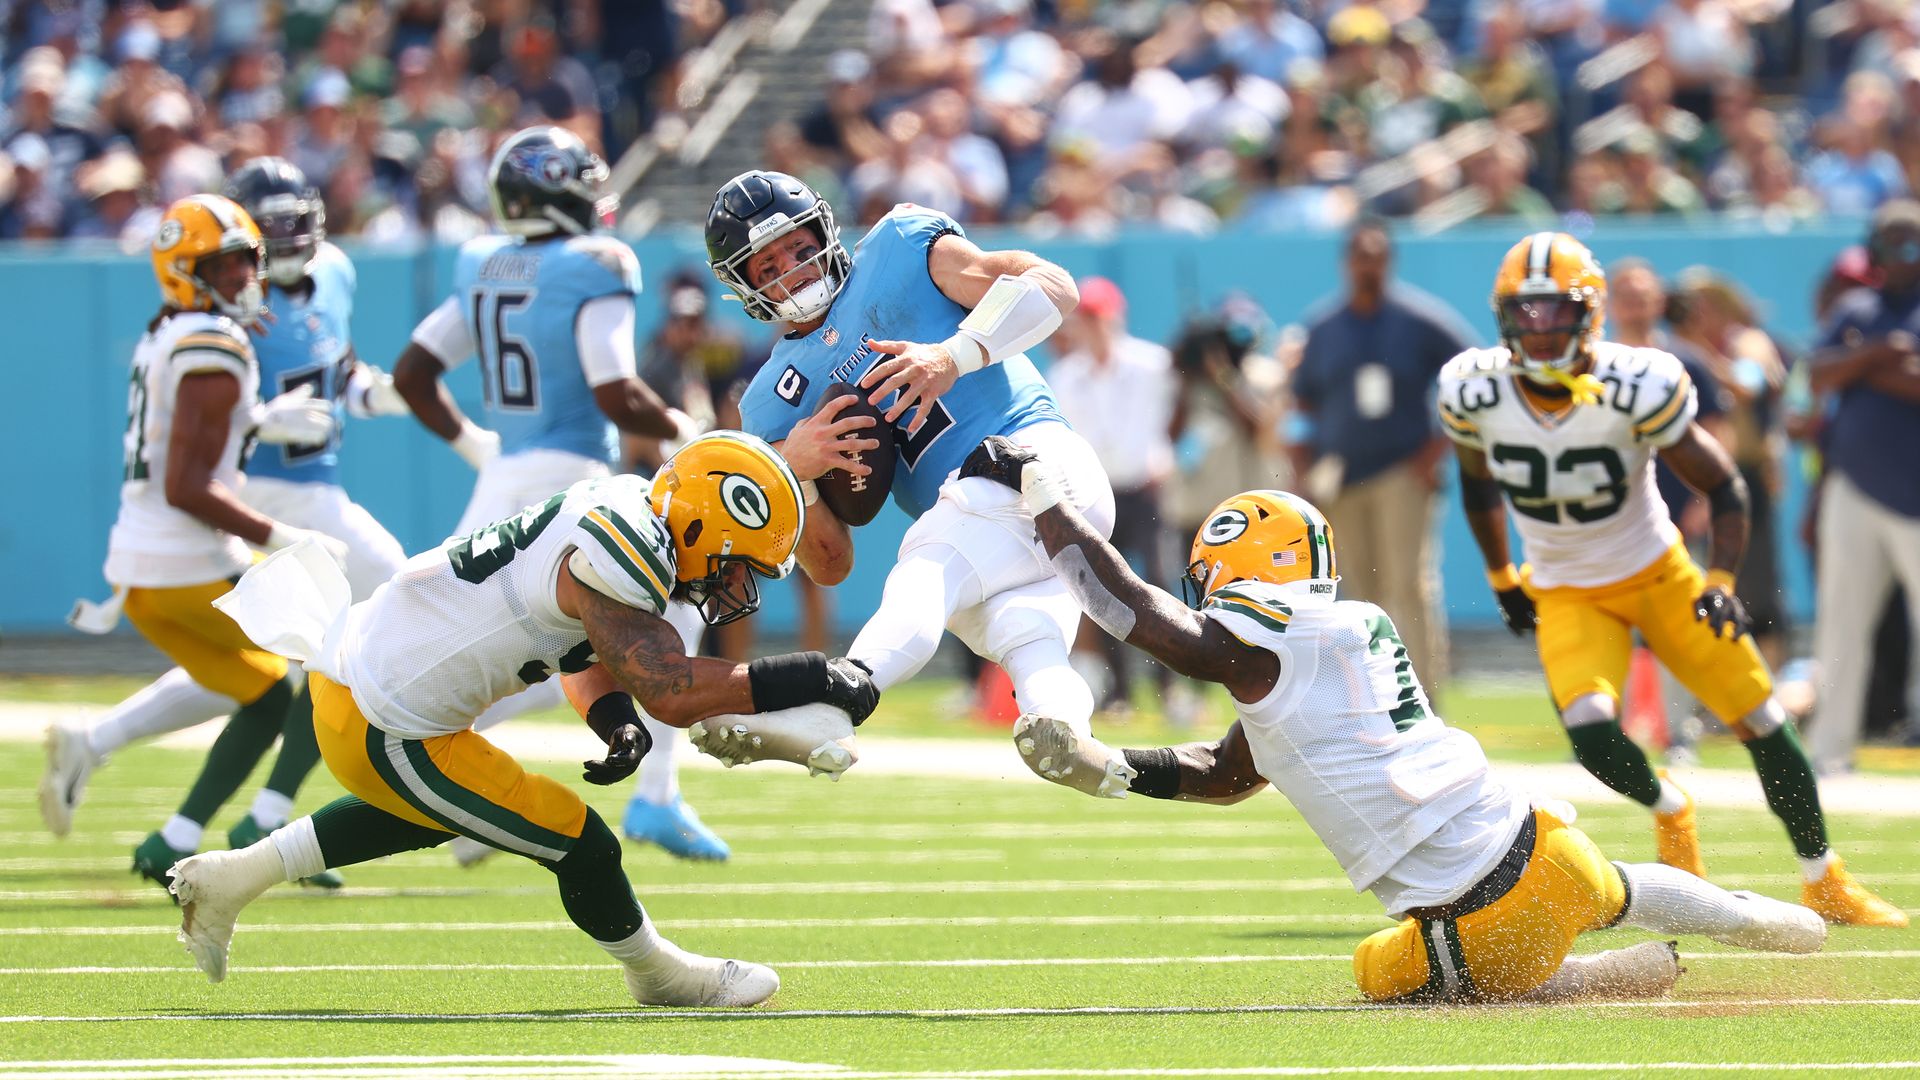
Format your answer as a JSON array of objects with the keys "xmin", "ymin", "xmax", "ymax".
[
  {"xmin": 799, "ymin": 479, "xmax": 820, "ymax": 506},
  {"xmin": 941, "ymin": 332, "xmax": 988, "ymax": 376},
  {"xmin": 451, "ymin": 420, "xmax": 500, "ymax": 470},
  {"xmin": 1020, "ymin": 460, "xmax": 1070, "ymax": 516},
  {"xmin": 263, "ymin": 522, "xmax": 307, "ymax": 552}
]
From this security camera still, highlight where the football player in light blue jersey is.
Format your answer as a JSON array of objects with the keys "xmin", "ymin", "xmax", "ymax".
[
  {"xmin": 40, "ymin": 160, "xmax": 410, "ymax": 885},
  {"xmin": 711, "ymin": 171, "xmax": 1135, "ymax": 797},
  {"xmin": 390, "ymin": 127, "xmax": 724, "ymax": 861}
]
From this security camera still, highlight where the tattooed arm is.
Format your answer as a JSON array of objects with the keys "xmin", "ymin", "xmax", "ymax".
[
  {"xmin": 568, "ymin": 571, "xmax": 756, "ymax": 727},
  {"xmin": 960, "ymin": 439, "xmax": 1278, "ymax": 703}
]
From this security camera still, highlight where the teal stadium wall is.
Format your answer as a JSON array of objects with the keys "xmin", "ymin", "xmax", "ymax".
[{"xmin": 0, "ymin": 220, "xmax": 1863, "ymax": 638}]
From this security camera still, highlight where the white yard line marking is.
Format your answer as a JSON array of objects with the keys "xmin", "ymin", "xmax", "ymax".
[
  {"xmin": 1, "ymin": 950, "xmax": 1914, "ymax": 976},
  {"xmin": 3, "ymin": 1063, "xmax": 1920, "ymax": 1080},
  {"xmin": 0, "ymin": 913, "xmax": 1389, "ymax": 937},
  {"xmin": 5, "ymin": 999, "xmax": 1920, "ymax": 1024}
]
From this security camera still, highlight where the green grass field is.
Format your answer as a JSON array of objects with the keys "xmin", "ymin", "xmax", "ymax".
[{"xmin": 2, "ymin": 679, "xmax": 1918, "ymax": 1079}]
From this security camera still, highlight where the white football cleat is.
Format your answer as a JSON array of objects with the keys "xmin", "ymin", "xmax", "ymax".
[
  {"xmin": 169, "ymin": 844, "xmax": 284, "ymax": 983},
  {"xmin": 1013, "ymin": 714, "xmax": 1136, "ymax": 798},
  {"xmin": 622, "ymin": 939, "xmax": 779, "ymax": 1007},
  {"xmin": 1521, "ymin": 941, "xmax": 1681, "ymax": 1002},
  {"xmin": 448, "ymin": 835, "xmax": 500, "ymax": 868},
  {"xmin": 689, "ymin": 703, "xmax": 858, "ymax": 780},
  {"xmin": 1717, "ymin": 891, "xmax": 1828, "ymax": 954},
  {"xmin": 39, "ymin": 720, "xmax": 101, "ymax": 838}
]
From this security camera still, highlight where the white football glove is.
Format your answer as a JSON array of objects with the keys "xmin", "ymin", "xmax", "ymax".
[
  {"xmin": 346, "ymin": 366, "xmax": 411, "ymax": 418},
  {"xmin": 251, "ymin": 385, "xmax": 336, "ymax": 445},
  {"xmin": 262, "ymin": 523, "xmax": 351, "ymax": 571},
  {"xmin": 658, "ymin": 407, "xmax": 707, "ymax": 462},
  {"xmin": 451, "ymin": 419, "xmax": 501, "ymax": 470}
]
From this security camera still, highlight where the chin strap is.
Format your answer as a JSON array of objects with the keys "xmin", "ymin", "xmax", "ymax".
[{"xmin": 1534, "ymin": 363, "xmax": 1607, "ymax": 406}]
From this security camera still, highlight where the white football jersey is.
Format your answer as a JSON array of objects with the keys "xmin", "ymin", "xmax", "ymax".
[
  {"xmin": 337, "ymin": 474, "xmax": 680, "ymax": 739},
  {"xmin": 1436, "ymin": 341, "xmax": 1697, "ymax": 590},
  {"xmin": 1202, "ymin": 582, "xmax": 1529, "ymax": 915},
  {"xmin": 105, "ymin": 311, "xmax": 262, "ymax": 588}
]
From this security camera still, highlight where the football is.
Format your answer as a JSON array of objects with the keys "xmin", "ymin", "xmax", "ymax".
[{"xmin": 813, "ymin": 380, "xmax": 895, "ymax": 526}]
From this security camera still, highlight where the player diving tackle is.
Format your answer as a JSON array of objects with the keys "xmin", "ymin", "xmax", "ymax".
[
  {"xmin": 948, "ymin": 435, "xmax": 1829, "ymax": 1003},
  {"xmin": 165, "ymin": 433, "xmax": 878, "ymax": 1007}
]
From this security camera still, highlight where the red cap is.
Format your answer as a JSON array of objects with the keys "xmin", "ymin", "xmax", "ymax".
[{"xmin": 1078, "ymin": 276, "xmax": 1126, "ymax": 320}]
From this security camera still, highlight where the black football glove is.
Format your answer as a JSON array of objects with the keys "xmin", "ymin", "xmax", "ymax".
[
  {"xmin": 582, "ymin": 722, "xmax": 651, "ymax": 785},
  {"xmin": 824, "ymin": 656, "xmax": 880, "ymax": 727},
  {"xmin": 1495, "ymin": 585, "xmax": 1537, "ymax": 636},
  {"xmin": 959, "ymin": 436, "xmax": 1037, "ymax": 492},
  {"xmin": 1695, "ymin": 585, "xmax": 1752, "ymax": 640}
]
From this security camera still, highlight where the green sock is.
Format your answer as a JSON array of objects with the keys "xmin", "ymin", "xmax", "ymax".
[
  {"xmin": 1566, "ymin": 722, "xmax": 1662, "ymax": 807},
  {"xmin": 311, "ymin": 796, "xmax": 448, "ymax": 868},
  {"xmin": 553, "ymin": 810, "xmax": 646, "ymax": 942},
  {"xmin": 176, "ymin": 674, "xmax": 294, "ymax": 824},
  {"xmin": 261, "ymin": 684, "xmax": 319, "ymax": 800},
  {"xmin": 1744, "ymin": 724, "xmax": 1831, "ymax": 860}
]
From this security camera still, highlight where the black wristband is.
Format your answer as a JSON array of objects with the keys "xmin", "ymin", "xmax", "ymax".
[
  {"xmin": 584, "ymin": 691, "xmax": 638, "ymax": 744},
  {"xmin": 1461, "ymin": 473, "xmax": 1503, "ymax": 512},
  {"xmin": 1707, "ymin": 472, "xmax": 1748, "ymax": 518},
  {"xmin": 748, "ymin": 651, "xmax": 830, "ymax": 713},
  {"xmin": 1122, "ymin": 747, "xmax": 1182, "ymax": 800}
]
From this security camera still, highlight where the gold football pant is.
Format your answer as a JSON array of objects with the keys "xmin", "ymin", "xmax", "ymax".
[
  {"xmin": 1532, "ymin": 543, "xmax": 1773, "ymax": 727},
  {"xmin": 1352, "ymin": 808, "xmax": 1628, "ymax": 1001},
  {"xmin": 309, "ymin": 672, "xmax": 587, "ymax": 862},
  {"xmin": 123, "ymin": 579, "xmax": 287, "ymax": 705}
]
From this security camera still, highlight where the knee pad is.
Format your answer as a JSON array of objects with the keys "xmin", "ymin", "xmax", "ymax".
[
  {"xmin": 553, "ymin": 808, "xmax": 621, "ymax": 876},
  {"xmin": 1738, "ymin": 696, "xmax": 1787, "ymax": 738},
  {"xmin": 1560, "ymin": 693, "xmax": 1619, "ymax": 730}
]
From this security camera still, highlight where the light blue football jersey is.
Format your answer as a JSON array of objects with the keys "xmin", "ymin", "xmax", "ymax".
[
  {"xmin": 247, "ymin": 241, "xmax": 356, "ymax": 484},
  {"xmin": 449, "ymin": 232, "xmax": 642, "ymax": 463},
  {"xmin": 738, "ymin": 205, "xmax": 1064, "ymax": 520}
]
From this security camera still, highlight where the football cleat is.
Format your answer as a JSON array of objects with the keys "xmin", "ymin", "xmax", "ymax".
[
  {"xmin": 1717, "ymin": 891, "xmax": 1828, "ymax": 953},
  {"xmin": 39, "ymin": 720, "xmax": 101, "ymax": 838},
  {"xmin": 623, "ymin": 795, "xmax": 730, "ymax": 862},
  {"xmin": 1012, "ymin": 714, "xmax": 1136, "ymax": 799},
  {"xmin": 688, "ymin": 702, "xmax": 858, "ymax": 779},
  {"xmin": 1802, "ymin": 858, "xmax": 1911, "ymax": 928},
  {"xmin": 622, "ymin": 938, "xmax": 778, "ymax": 1007},
  {"xmin": 227, "ymin": 817, "xmax": 343, "ymax": 890},
  {"xmin": 170, "ymin": 844, "xmax": 286, "ymax": 983},
  {"xmin": 1652, "ymin": 771, "xmax": 1706, "ymax": 879},
  {"xmin": 133, "ymin": 831, "xmax": 193, "ymax": 899}
]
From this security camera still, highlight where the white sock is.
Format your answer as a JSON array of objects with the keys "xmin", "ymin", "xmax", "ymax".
[
  {"xmin": 1651, "ymin": 780, "xmax": 1689, "ymax": 816},
  {"xmin": 249, "ymin": 789, "xmax": 295, "ymax": 830},
  {"xmin": 1798, "ymin": 849, "xmax": 1838, "ymax": 884},
  {"xmin": 472, "ymin": 678, "xmax": 566, "ymax": 733},
  {"xmin": 597, "ymin": 919, "xmax": 663, "ymax": 965},
  {"xmin": 1001, "ymin": 637, "xmax": 1095, "ymax": 735},
  {"xmin": 268, "ymin": 817, "xmax": 323, "ymax": 881},
  {"xmin": 89, "ymin": 668, "xmax": 232, "ymax": 758},
  {"xmin": 1521, "ymin": 941, "xmax": 1679, "ymax": 1002},
  {"xmin": 633, "ymin": 714, "xmax": 678, "ymax": 804},
  {"xmin": 848, "ymin": 547, "xmax": 979, "ymax": 692},
  {"xmin": 160, "ymin": 814, "xmax": 204, "ymax": 852},
  {"xmin": 1618, "ymin": 861, "xmax": 1751, "ymax": 937}
]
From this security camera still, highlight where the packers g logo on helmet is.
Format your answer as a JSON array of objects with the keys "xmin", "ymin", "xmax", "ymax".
[
  {"xmin": 650, "ymin": 432, "xmax": 805, "ymax": 626},
  {"xmin": 150, "ymin": 194, "xmax": 266, "ymax": 322},
  {"xmin": 1183, "ymin": 490, "xmax": 1338, "ymax": 607}
]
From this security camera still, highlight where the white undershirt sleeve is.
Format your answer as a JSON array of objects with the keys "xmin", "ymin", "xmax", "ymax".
[
  {"xmin": 576, "ymin": 293, "xmax": 639, "ymax": 388},
  {"xmin": 410, "ymin": 296, "xmax": 476, "ymax": 368}
]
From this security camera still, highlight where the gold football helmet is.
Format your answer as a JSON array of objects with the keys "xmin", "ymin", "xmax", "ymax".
[
  {"xmin": 1183, "ymin": 489, "xmax": 1338, "ymax": 606},
  {"xmin": 1491, "ymin": 232, "xmax": 1607, "ymax": 397},
  {"xmin": 151, "ymin": 194, "xmax": 266, "ymax": 321},
  {"xmin": 649, "ymin": 431, "xmax": 806, "ymax": 625}
]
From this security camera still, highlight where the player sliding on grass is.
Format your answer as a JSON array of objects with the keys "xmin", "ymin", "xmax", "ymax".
[
  {"xmin": 165, "ymin": 433, "xmax": 878, "ymax": 1007},
  {"xmin": 955, "ymin": 435, "xmax": 1829, "ymax": 1003}
]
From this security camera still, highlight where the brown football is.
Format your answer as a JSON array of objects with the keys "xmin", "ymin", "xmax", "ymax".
[{"xmin": 813, "ymin": 380, "xmax": 895, "ymax": 526}]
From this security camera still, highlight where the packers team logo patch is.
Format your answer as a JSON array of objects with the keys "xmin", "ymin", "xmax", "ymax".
[
  {"xmin": 719, "ymin": 474, "xmax": 771, "ymax": 529},
  {"xmin": 1201, "ymin": 509, "xmax": 1249, "ymax": 546}
]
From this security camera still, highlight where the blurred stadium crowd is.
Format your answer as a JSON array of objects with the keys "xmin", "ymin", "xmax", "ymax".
[
  {"xmin": 0, "ymin": 0, "xmax": 743, "ymax": 246},
  {"xmin": 813, "ymin": 0, "xmax": 1916, "ymax": 233}
]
